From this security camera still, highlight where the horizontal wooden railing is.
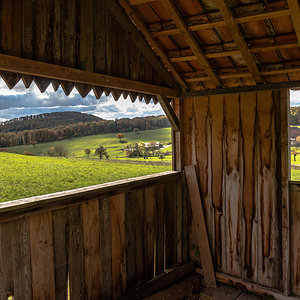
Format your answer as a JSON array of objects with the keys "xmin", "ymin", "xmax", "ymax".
[{"xmin": 0, "ymin": 171, "xmax": 187, "ymax": 300}]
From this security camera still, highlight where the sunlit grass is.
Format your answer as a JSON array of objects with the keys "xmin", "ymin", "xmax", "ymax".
[{"xmin": 0, "ymin": 152, "xmax": 171, "ymax": 202}]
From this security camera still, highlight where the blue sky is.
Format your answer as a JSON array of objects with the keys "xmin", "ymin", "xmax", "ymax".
[{"xmin": 0, "ymin": 78, "xmax": 164, "ymax": 122}]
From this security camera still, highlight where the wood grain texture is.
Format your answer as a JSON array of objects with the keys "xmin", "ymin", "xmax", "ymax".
[
  {"xmin": 210, "ymin": 95, "xmax": 224, "ymax": 270},
  {"xmin": 0, "ymin": 222, "xmax": 13, "ymax": 299},
  {"xmin": 68, "ymin": 205, "xmax": 85, "ymax": 299},
  {"xmin": 185, "ymin": 165, "xmax": 217, "ymax": 288},
  {"xmin": 240, "ymin": 92, "xmax": 257, "ymax": 280},
  {"xmin": 156, "ymin": 183, "xmax": 165, "ymax": 275},
  {"xmin": 11, "ymin": 218, "xmax": 32, "ymax": 300},
  {"xmin": 144, "ymin": 186, "xmax": 157, "ymax": 280},
  {"xmin": 82, "ymin": 199, "xmax": 101, "ymax": 299},
  {"xmin": 111, "ymin": 194, "xmax": 126, "ymax": 299},
  {"xmin": 99, "ymin": 197, "xmax": 113, "ymax": 298},
  {"xmin": 183, "ymin": 90, "xmax": 286, "ymax": 292},
  {"xmin": 53, "ymin": 208, "xmax": 69, "ymax": 300},
  {"xmin": 291, "ymin": 183, "xmax": 300, "ymax": 296},
  {"xmin": 29, "ymin": 212, "xmax": 56, "ymax": 299},
  {"xmin": 224, "ymin": 94, "xmax": 241, "ymax": 277}
]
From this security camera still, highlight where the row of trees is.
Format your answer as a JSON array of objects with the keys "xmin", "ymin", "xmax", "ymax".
[
  {"xmin": 0, "ymin": 116, "xmax": 170, "ymax": 147},
  {"xmin": 124, "ymin": 142, "xmax": 168, "ymax": 159}
]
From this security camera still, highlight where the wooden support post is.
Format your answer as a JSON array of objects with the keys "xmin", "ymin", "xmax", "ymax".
[
  {"xmin": 184, "ymin": 165, "xmax": 217, "ymax": 287},
  {"xmin": 157, "ymin": 95, "xmax": 180, "ymax": 132}
]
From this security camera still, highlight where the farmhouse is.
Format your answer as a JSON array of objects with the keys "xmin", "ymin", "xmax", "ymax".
[{"xmin": 0, "ymin": 0, "xmax": 300, "ymax": 299}]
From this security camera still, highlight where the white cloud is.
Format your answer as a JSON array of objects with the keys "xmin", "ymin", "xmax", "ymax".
[
  {"xmin": 0, "ymin": 78, "xmax": 164, "ymax": 121},
  {"xmin": 290, "ymin": 89, "xmax": 300, "ymax": 106}
]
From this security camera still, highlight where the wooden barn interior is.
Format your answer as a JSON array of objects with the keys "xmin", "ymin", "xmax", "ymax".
[{"xmin": 1, "ymin": 0, "xmax": 300, "ymax": 299}]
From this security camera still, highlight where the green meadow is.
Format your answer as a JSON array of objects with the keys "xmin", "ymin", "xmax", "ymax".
[
  {"xmin": 0, "ymin": 152, "xmax": 171, "ymax": 202},
  {"xmin": 1, "ymin": 128, "xmax": 172, "ymax": 202}
]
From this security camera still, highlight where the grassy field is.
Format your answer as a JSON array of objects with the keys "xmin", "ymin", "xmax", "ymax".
[
  {"xmin": 0, "ymin": 152, "xmax": 171, "ymax": 202},
  {"xmin": 7, "ymin": 127, "xmax": 172, "ymax": 160}
]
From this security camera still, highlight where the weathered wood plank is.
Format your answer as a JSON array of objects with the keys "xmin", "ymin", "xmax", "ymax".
[
  {"xmin": 0, "ymin": 54, "xmax": 179, "ymax": 97},
  {"xmin": 144, "ymin": 186, "xmax": 157, "ymax": 281},
  {"xmin": 279, "ymin": 89, "xmax": 290, "ymax": 295},
  {"xmin": 99, "ymin": 197, "xmax": 113, "ymax": 298},
  {"xmin": 125, "ymin": 190, "xmax": 137, "ymax": 288},
  {"xmin": 111, "ymin": 194, "xmax": 126, "ymax": 299},
  {"xmin": 257, "ymin": 91, "xmax": 281, "ymax": 288},
  {"xmin": 165, "ymin": 181, "xmax": 177, "ymax": 268},
  {"xmin": 224, "ymin": 93, "xmax": 242, "ymax": 277},
  {"xmin": 11, "ymin": 218, "xmax": 32, "ymax": 300},
  {"xmin": 135, "ymin": 189, "xmax": 146, "ymax": 286},
  {"xmin": 68, "ymin": 205, "xmax": 85, "ymax": 299},
  {"xmin": 291, "ymin": 183, "xmax": 300, "ymax": 296},
  {"xmin": 29, "ymin": 212, "xmax": 56, "ymax": 299},
  {"xmin": 82, "ymin": 199, "xmax": 101, "ymax": 299},
  {"xmin": 156, "ymin": 183, "xmax": 165, "ymax": 275},
  {"xmin": 0, "ymin": 222, "xmax": 13, "ymax": 299},
  {"xmin": 240, "ymin": 92, "xmax": 257, "ymax": 281},
  {"xmin": 61, "ymin": 0, "xmax": 76, "ymax": 68},
  {"xmin": 93, "ymin": 0, "xmax": 106, "ymax": 73},
  {"xmin": 53, "ymin": 208, "xmax": 69, "ymax": 300},
  {"xmin": 1, "ymin": 0, "xmax": 21, "ymax": 56},
  {"xmin": 78, "ymin": 0, "xmax": 93, "ymax": 72},
  {"xmin": 184, "ymin": 165, "xmax": 217, "ymax": 287},
  {"xmin": 210, "ymin": 95, "xmax": 224, "ymax": 270}
]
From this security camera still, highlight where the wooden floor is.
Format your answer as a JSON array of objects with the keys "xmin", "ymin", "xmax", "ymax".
[{"xmin": 143, "ymin": 275, "xmax": 270, "ymax": 300}]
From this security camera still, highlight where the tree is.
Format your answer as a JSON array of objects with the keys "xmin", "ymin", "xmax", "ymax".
[
  {"xmin": 133, "ymin": 128, "xmax": 139, "ymax": 134},
  {"xmin": 84, "ymin": 148, "xmax": 91, "ymax": 158},
  {"xmin": 31, "ymin": 140, "xmax": 38, "ymax": 147},
  {"xmin": 116, "ymin": 133, "xmax": 124, "ymax": 142},
  {"xmin": 95, "ymin": 145, "xmax": 109, "ymax": 159},
  {"xmin": 45, "ymin": 145, "xmax": 67, "ymax": 157}
]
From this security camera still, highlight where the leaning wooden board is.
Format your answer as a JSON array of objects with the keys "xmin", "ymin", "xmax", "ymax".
[{"xmin": 184, "ymin": 165, "xmax": 217, "ymax": 287}]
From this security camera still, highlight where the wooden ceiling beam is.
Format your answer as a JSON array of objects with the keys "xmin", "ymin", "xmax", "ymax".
[
  {"xmin": 118, "ymin": 0, "xmax": 188, "ymax": 90},
  {"xmin": 181, "ymin": 80, "xmax": 300, "ymax": 98},
  {"xmin": 0, "ymin": 54, "xmax": 179, "ymax": 97},
  {"xmin": 168, "ymin": 42, "xmax": 299, "ymax": 62},
  {"xmin": 215, "ymin": 0, "xmax": 263, "ymax": 84},
  {"xmin": 161, "ymin": 0, "xmax": 221, "ymax": 88},
  {"xmin": 287, "ymin": 0, "xmax": 300, "ymax": 47},
  {"xmin": 129, "ymin": 0, "xmax": 156, "ymax": 4},
  {"xmin": 108, "ymin": 0, "xmax": 180, "ymax": 90},
  {"xmin": 182, "ymin": 66, "xmax": 300, "ymax": 82},
  {"xmin": 151, "ymin": 9, "xmax": 289, "ymax": 37}
]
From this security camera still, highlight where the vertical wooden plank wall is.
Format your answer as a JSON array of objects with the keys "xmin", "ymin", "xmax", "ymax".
[
  {"xmin": 0, "ymin": 173, "xmax": 184, "ymax": 299},
  {"xmin": 182, "ymin": 90, "xmax": 288, "ymax": 291},
  {"xmin": 0, "ymin": 0, "xmax": 166, "ymax": 88}
]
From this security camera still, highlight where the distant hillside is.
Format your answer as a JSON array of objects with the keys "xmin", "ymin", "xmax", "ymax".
[
  {"xmin": 0, "ymin": 114, "xmax": 170, "ymax": 147},
  {"xmin": 291, "ymin": 106, "xmax": 300, "ymax": 125},
  {"xmin": 0, "ymin": 111, "xmax": 102, "ymax": 133}
]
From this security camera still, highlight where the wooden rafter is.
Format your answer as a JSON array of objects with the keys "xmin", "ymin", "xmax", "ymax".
[
  {"xmin": 129, "ymin": 0, "xmax": 156, "ymax": 4},
  {"xmin": 150, "ymin": 8, "xmax": 290, "ymax": 37},
  {"xmin": 161, "ymin": 0, "xmax": 221, "ymax": 88},
  {"xmin": 215, "ymin": 0, "xmax": 263, "ymax": 84},
  {"xmin": 118, "ymin": 0, "xmax": 188, "ymax": 90},
  {"xmin": 182, "ymin": 65, "xmax": 300, "ymax": 82},
  {"xmin": 287, "ymin": 0, "xmax": 300, "ymax": 47},
  {"xmin": 181, "ymin": 80, "xmax": 300, "ymax": 98},
  {"xmin": 107, "ymin": 0, "xmax": 180, "ymax": 90},
  {"xmin": 168, "ymin": 42, "xmax": 299, "ymax": 62},
  {"xmin": 0, "ymin": 54, "xmax": 179, "ymax": 97},
  {"xmin": 157, "ymin": 95, "xmax": 180, "ymax": 132}
]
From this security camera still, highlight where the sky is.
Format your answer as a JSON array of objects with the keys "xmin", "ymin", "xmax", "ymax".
[
  {"xmin": 290, "ymin": 90, "xmax": 300, "ymax": 107},
  {"xmin": 0, "ymin": 78, "xmax": 164, "ymax": 122}
]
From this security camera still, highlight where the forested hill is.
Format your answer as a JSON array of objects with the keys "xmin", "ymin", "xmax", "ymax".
[
  {"xmin": 0, "ymin": 111, "xmax": 102, "ymax": 133},
  {"xmin": 291, "ymin": 106, "xmax": 300, "ymax": 125},
  {"xmin": 0, "ymin": 114, "xmax": 170, "ymax": 147}
]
